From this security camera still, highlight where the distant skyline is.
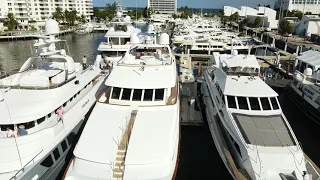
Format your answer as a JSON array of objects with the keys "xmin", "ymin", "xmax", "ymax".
[{"xmin": 93, "ymin": 0, "xmax": 275, "ymax": 9}]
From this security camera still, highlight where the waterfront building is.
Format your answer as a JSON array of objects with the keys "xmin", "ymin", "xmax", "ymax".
[
  {"xmin": 274, "ymin": 0, "xmax": 320, "ymax": 15},
  {"xmin": 147, "ymin": 0, "xmax": 177, "ymax": 14},
  {"xmin": 223, "ymin": 6, "xmax": 278, "ymax": 29},
  {"xmin": 0, "ymin": 0, "xmax": 93, "ymax": 30},
  {"xmin": 294, "ymin": 15, "xmax": 320, "ymax": 36}
]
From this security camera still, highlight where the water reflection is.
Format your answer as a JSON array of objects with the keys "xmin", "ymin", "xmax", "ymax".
[{"xmin": 0, "ymin": 33, "xmax": 106, "ymax": 72}]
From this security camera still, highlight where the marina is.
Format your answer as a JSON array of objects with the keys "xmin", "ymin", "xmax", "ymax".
[{"xmin": 1, "ymin": 1, "xmax": 320, "ymax": 180}]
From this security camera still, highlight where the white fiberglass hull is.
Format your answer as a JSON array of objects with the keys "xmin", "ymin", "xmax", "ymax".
[{"xmin": 2, "ymin": 74, "xmax": 108, "ymax": 180}]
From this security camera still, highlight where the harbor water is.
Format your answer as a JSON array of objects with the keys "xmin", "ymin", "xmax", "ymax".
[{"xmin": 0, "ymin": 33, "xmax": 319, "ymax": 179}]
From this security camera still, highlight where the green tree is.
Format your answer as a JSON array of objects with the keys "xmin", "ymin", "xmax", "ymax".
[
  {"xmin": 93, "ymin": 8, "xmax": 107, "ymax": 19},
  {"xmin": 105, "ymin": 2, "xmax": 117, "ymax": 21},
  {"xmin": 254, "ymin": 17, "xmax": 262, "ymax": 28},
  {"xmin": 279, "ymin": 19, "xmax": 293, "ymax": 35},
  {"xmin": 218, "ymin": 9, "xmax": 224, "ymax": 18},
  {"xmin": 127, "ymin": 9, "xmax": 143, "ymax": 20},
  {"xmin": 143, "ymin": 7, "xmax": 154, "ymax": 18},
  {"xmin": 4, "ymin": 13, "xmax": 18, "ymax": 31},
  {"xmin": 172, "ymin": 14, "xmax": 178, "ymax": 19},
  {"xmin": 78, "ymin": 14, "xmax": 86, "ymax": 24},
  {"xmin": 230, "ymin": 12, "xmax": 240, "ymax": 22},
  {"xmin": 52, "ymin": 7, "xmax": 64, "ymax": 23},
  {"xmin": 242, "ymin": 17, "xmax": 249, "ymax": 25},
  {"xmin": 64, "ymin": 10, "xmax": 78, "ymax": 26},
  {"xmin": 179, "ymin": 6, "xmax": 192, "ymax": 19}
]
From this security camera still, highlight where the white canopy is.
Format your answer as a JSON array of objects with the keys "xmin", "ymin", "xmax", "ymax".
[{"xmin": 297, "ymin": 50, "xmax": 320, "ymax": 70}]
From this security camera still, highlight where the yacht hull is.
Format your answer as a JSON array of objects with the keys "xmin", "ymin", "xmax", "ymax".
[
  {"xmin": 285, "ymin": 84, "xmax": 320, "ymax": 125},
  {"xmin": 201, "ymin": 80, "xmax": 238, "ymax": 180},
  {"xmin": 7, "ymin": 74, "xmax": 108, "ymax": 180}
]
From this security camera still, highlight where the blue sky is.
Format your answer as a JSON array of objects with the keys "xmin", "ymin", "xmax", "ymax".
[{"xmin": 93, "ymin": 0, "xmax": 275, "ymax": 8}]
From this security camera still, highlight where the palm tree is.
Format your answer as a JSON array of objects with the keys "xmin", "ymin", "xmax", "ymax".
[
  {"xmin": 78, "ymin": 14, "xmax": 86, "ymax": 24},
  {"xmin": 52, "ymin": 7, "xmax": 64, "ymax": 23},
  {"xmin": 4, "ymin": 13, "xmax": 18, "ymax": 31}
]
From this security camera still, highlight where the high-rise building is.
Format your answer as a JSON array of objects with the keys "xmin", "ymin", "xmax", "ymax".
[
  {"xmin": 274, "ymin": 0, "xmax": 320, "ymax": 14},
  {"xmin": 147, "ymin": 0, "xmax": 177, "ymax": 14},
  {"xmin": 0, "ymin": 0, "xmax": 93, "ymax": 30}
]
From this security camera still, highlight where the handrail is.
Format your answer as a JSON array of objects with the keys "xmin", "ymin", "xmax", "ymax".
[
  {"xmin": 227, "ymin": 111, "xmax": 250, "ymax": 149},
  {"xmin": 9, "ymin": 150, "xmax": 43, "ymax": 180},
  {"xmin": 255, "ymin": 142, "xmax": 262, "ymax": 177}
]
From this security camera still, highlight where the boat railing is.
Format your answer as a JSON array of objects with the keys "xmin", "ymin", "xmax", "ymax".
[
  {"xmin": 227, "ymin": 111, "xmax": 249, "ymax": 149},
  {"xmin": 254, "ymin": 142, "xmax": 262, "ymax": 178},
  {"xmin": 9, "ymin": 150, "xmax": 43, "ymax": 180}
]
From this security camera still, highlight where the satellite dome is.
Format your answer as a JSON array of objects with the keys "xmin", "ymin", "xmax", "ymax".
[
  {"xmin": 159, "ymin": 33, "xmax": 169, "ymax": 45},
  {"xmin": 45, "ymin": 19, "xmax": 60, "ymax": 35},
  {"xmin": 109, "ymin": 27, "xmax": 115, "ymax": 32},
  {"xmin": 116, "ymin": 12, "xmax": 122, "ymax": 18},
  {"xmin": 304, "ymin": 68, "xmax": 313, "ymax": 76},
  {"xmin": 125, "ymin": 15, "xmax": 131, "ymax": 22},
  {"xmin": 130, "ymin": 33, "xmax": 140, "ymax": 44}
]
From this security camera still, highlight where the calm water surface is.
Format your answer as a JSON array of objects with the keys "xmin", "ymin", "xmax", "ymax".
[{"xmin": 0, "ymin": 32, "xmax": 319, "ymax": 179}]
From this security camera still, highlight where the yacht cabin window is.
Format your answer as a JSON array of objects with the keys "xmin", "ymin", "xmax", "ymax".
[
  {"xmin": 143, "ymin": 89, "xmax": 153, "ymax": 101},
  {"xmin": 121, "ymin": 88, "xmax": 131, "ymax": 100},
  {"xmin": 227, "ymin": 96, "xmax": 237, "ymax": 108},
  {"xmin": 110, "ymin": 87, "xmax": 165, "ymax": 102},
  {"xmin": 132, "ymin": 89, "xmax": 143, "ymax": 101},
  {"xmin": 249, "ymin": 97, "xmax": 261, "ymax": 110},
  {"xmin": 155, "ymin": 89, "xmax": 165, "ymax": 101},
  {"xmin": 111, "ymin": 87, "xmax": 121, "ymax": 99},
  {"xmin": 260, "ymin": 97, "xmax": 271, "ymax": 110},
  {"xmin": 270, "ymin": 97, "xmax": 279, "ymax": 110},
  {"xmin": 226, "ymin": 96, "xmax": 280, "ymax": 111},
  {"xmin": 237, "ymin": 97, "xmax": 249, "ymax": 110}
]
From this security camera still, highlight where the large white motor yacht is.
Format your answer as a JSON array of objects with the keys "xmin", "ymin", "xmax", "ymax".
[
  {"xmin": 286, "ymin": 50, "xmax": 320, "ymax": 124},
  {"xmin": 64, "ymin": 32, "xmax": 180, "ymax": 180},
  {"xmin": 97, "ymin": 3, "xmax": 141, "ymax": 65},
  {"xmin": 202, "ymin": 50, "xmax": 317, "ymax": 179},
  {"xmin": 0, "ymin": 20, "xmax": 108, "ymax": 180}
]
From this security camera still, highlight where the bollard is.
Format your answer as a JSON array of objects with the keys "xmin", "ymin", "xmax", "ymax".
[
  {"xmin": 261, "ymin": 33, "xmax": 263, "ymax": 41},
  {"xmin": 272, "ymin": 37, "xmax": 275, "ymax": 47},
  {"xmin": 295, "ymin": 46, "xmax": 300, "ymax": 55},
  {"xmin": 284, "ymin": 42, "xmax": 287, "ymax": 52}
]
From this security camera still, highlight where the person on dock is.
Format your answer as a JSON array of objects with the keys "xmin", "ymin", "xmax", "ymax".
[
  {"xmin": 6, "ymin": 127, "xmax": 14, "ymax": 138},
  {"xmin": 82, "ymin": 56, "xmax": 88, "ymax": 69},
  {"xmin": 18, "ymin": 125, "xmax": 28, "ymax": 136},
  {"xmin": 56, "ymin": 106, "xmax": 65, "ymax": 122}
]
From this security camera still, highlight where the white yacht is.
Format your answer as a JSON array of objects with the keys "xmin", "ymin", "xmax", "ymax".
[
  {"xmin": 75, "ymin": 23, "xmax": 94, "ymax": 34},
  {"xmin": 286, "ymin": 50, "xmax": 320, "ymax": 124},
  {"xmin": 201, "ymin": 51, "xmax": 318, "ymax": 179},
  {"xmin": 97, "ymin": 3, "xmax": 141, "ymax": 65},
  {"xmin": 0, "ymin": 20, "xmax": 108, "ymax": 180},
  {"xmin": 64, "ymin": 32, "xmax": 180, "ymax": 180}
]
